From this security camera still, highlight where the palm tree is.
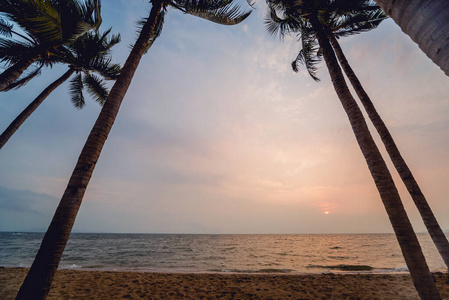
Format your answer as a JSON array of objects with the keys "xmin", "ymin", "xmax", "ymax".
[
  {"xmin": 375, "ymin": 0, "xmax": 449, "ymax": 76},
  {"xmin": 16, "ymin": 1, "xmax": 251, "ymax": 299},
  {"xmin": 0, "ymin": 16, "xmax": 46, "ymax": 89},
  {"xmin": 0, "ymin": 29, "xmax": 121, "ymax": 150},
  {"xmin": 328, "ymin": 35, "xmax": 449, "ymax": 270},
  {"xmin": 288, "ymin": 0, "xmax": 449, "ymax": 271},
  {"xmin": 0, "ymin": 0, "xmax": 102, "ymax": 91},
  {"xmin": 266, "ymin": 0, "xmax": 440, "ymax": 299}
]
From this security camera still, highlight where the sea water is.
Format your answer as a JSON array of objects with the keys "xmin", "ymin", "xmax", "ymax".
[{"xmin": 0, "ymin": 232, "xmax": 446, "ymax": 274}]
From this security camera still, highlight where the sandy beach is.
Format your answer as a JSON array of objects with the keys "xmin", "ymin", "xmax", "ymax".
[{"xmin": 1, "ymin": 267, "xmax": 448, "ymax": 299}]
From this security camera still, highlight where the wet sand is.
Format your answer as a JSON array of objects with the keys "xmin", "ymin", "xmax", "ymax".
[{"xmin": 1, "ymin": 267, "xmax": 448, "ymax": 299}]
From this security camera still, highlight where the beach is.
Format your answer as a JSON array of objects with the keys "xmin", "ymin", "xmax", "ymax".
[{"xmin": 1, "ymin": 268, "xmax": 448, "ymax": 299}]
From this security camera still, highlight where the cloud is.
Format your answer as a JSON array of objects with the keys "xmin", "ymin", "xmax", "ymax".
[
  {"xmin": 0, "ymin": 185, "xmax": 57, "ymax": 215},
  {"xmin": 1, "ymin": 1, "xmax": 448, "ymax": 235},
  {"xmin": 0, "ymin": 186, "xmax": 59, "ymax": 232}
]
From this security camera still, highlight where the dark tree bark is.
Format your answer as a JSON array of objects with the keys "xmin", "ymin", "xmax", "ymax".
[
  {"xmin": 0, "ymin": 56, "xmax": 38, "ymax": 92},
  {"xmin": 0, "ymin": 68, "xmax": 75, "ymax": 150},
  {"xmin": 375, "ymin": 0, "xmax": 449, "ymax": 76},
  {"xmin": 15, "ymin": 2, "xmax": 164, "ymax": 299},
  {"xmin": 310, "ymin": 14, "xmax": 441, "ymax": 300},
  {"xmin": 329, "ymin": 34, "xmax": 449, "ymax": 271}
]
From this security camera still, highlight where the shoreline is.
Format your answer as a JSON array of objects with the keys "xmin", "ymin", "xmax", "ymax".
[
  {"xmin": 1, "ymin": 267, "xmax": 448, "ymax": 299},
  {"xmin": 3, "ymin": 263, "xmax": 440, "ymax": 275}
]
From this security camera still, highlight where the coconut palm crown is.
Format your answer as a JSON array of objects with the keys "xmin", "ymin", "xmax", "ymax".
[
  {"xmin": 62, "ymin": 28, "xmax": 121, "ymax": 108},
  {"xmin": 0, "ymin": 0, "xmax": 102, "ymax": 91},
  {"xmin": 0, "ymin": 29, "xmax": 121, "ymax": 151},
  {"xmin": 137, "ymin": 0, "xmax": 253, "ymax": 52},
  {"xmin": 266, "ymin": 0, "xmax": 386, "ymax": 80}
]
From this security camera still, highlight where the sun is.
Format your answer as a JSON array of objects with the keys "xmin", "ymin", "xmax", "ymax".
[{"xmin": 324, "ymin": 211, "xmax": 330, "ymax": 215}]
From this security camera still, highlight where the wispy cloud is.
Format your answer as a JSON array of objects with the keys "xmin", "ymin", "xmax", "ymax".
[{"xmin": 0, "ymin": 2, "xmax": 448, "ymax": 234}]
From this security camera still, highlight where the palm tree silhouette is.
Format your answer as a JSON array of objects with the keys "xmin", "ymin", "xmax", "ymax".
[
  {"xmin": 273, "ymin": 0, "xmax": 449, "ymax": 271},
  {"xmin": 16, "ymin": 1, "xmax": 251, "ymax": 299},
  {"xmin": 328, "ymin": 32, "xmax": 449, "ymax": 271},
  {"xmin": 265, "ymin": 0, "xmax": 440, "ymax": 298},
  {"xmin": 0, "ymin": 29, "xmax": 121, "ymax": 150},
  {"xmin": 0, "ymin": 0, "xmax": 102, "ymax": 91}
]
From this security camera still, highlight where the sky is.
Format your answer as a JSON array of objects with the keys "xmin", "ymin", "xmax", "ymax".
[{"xmin": 0, "ymin": 0, "xmax": 448, "ymax": 234}]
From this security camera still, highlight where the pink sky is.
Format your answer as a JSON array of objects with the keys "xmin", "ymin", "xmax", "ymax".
[{"xmin": 0, "ymin": 1, "xmax": 448, "ymax": 234}]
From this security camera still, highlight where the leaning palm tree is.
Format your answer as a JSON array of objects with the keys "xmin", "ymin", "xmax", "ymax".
[
  {"xmin": 0, "ymin": 0, "xmax": 102, "ymax": 91},
  {"xmin": 287, "ymin": 0, "xmax": 449, "ymax": 270},
  {"xmin": 0, "ymin": 29, "xmax": 121, "ymax": 150},
  {"xmin": 16, "ymin": 1, "xmax": 251, "ymax": 299},
  {"xmin": 374, "ymin": 0, "xmax": 449, "ymax": 76},
  {"xmin": 266, "ymin": 0, "xmax": 440, "ymax": 299},
  {"xmin": 327, "ymin": 28, "xmax": 449, "ymax": 271}
]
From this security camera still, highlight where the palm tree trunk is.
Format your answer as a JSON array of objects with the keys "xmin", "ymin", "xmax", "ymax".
[
  {"xmin": 0, "ymin": 68, "xmax": 74, "ymax": 150},
  {"xmin": 329, "ymin": 34, "xmax": 449, "ymax": 270},
  {"xmin": 375, "ymin": 0, "xmax": 449, "ymax": 76},
  {"xmin": 310, "ymin": 15, "xmax": 441, "ymax": 300},
  {"xmin": 15, "ymin": 2, "xmax": 164, "ymax": 299},
  {"xmin": 0, "ymin": 56, "xmax": 38, "ymax": 92}
]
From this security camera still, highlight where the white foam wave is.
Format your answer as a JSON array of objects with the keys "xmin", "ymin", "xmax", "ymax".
[
  {"xmin": 63, "ymin": 264, "xmax": 82, "ymax": 269},
  {"xmin": 393, "ymin": 265, "xmax": 409, "ymax": 272}
]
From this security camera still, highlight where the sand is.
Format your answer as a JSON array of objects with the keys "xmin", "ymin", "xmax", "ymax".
[{"xmin": 1, "ymin": 267, "xmax": 448, "ymax": 299}]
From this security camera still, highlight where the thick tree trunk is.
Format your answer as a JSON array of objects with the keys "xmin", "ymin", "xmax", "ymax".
[
  {"xmin": 310, "ymin": 15, "xmax": 441, "ymax": 300},
  {"xmin": 0, "ymin": 56, "xmax": 38, "ymax": 92},
  {"xmin": 375, "ymin": 0, "xmax": 449, "ymax": 76},
  {"xmin": 0, "ymin": 68, "xmax": 74, "ymax": 150},
  {"xmin": 329, "ymin": 34, "xmax": 449, "ymax": 270},
  {"xmin": 15, "ymin": 2, "xmax": 164, "ymax": 299}
]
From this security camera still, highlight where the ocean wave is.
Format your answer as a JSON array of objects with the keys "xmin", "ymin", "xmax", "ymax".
[
  {"xmin": 393, "ymin": 265, "xmax": 409, "ymax": 272},
  {"xmin": 327, "ymin": 256, "xmax": 351, "ymax": 259},
  {"xmin": 307, "ymin": 264, "xmax": 374, "ymax": 271},
  {"xmin": 207, "ymin": 268, "xmax": 293, "ymax": 274},
  {"xmin": 1, "ymin": 233, "xmax": 445, "ymax": 274},
  {"xmin": 61, "ymin": 264, "xmax": 82, "ymax": 269}
]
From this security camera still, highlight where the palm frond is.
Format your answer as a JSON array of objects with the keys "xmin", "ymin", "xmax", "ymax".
[
  {"xmin": 136, "ymin": 9, "xmax": 165, "ymax": 53},
  {"xmin": 98, "ymin": 28, "xmax": 121, "ymax": 55},
  {"xmin": 1, "ymin": 0, "xmax": 63, "ymax": 44},
  {"xmin": 61, "ymin": 0, "xmax": 102, "ymax": 42},
  {"xmin": 2, "ymin": 63, "xmax": 43, "ymax": 91},
  {"xmin": 69, "ymin": 72, "xmax": 85, "ymax": 108},
  {"xmin": 83, "ymin": 73, "xmax": 108, "ymax": 105},
  {"xmin": 329, "ymin": 0, "xmax": 381, "ymax": 15},
  {"xmin": 89, "ymin": 56, "xmax": 121, "ymax": 80},
  {"xmin": 332, "ymin": 9, "xmax": 387, "ymax": 37},
  {"xmin": 57, "ymin": 28, "xmax": 122, "ymax": 82},
  {"xmin": 0, "ymin": 18, "xmax": 13, "ymax": 37},
  {"xmin": 265, "ymin": 5, "xmax": 303, "ymax": 39},
  {"xmin": 172, "ymin": 0, "xmax": 234, "ymax": 11},
  {"xmin": 266, "ymin": 0, "xmax": 385, "ymax": 83},
  {"xmin": 55, "ymin": 44, "xmax": 78, "ymax": 63},
  {"xmin": 68, "ymin": 28, "xmax": 121, "ymax": 63},
  {"xmin": 291, "ymin": 31, "xmax": 321, "ymax": 81},
  {"xmin": 1, "ymin": 0, "xmax": 102, "ymax": 45},
  {"xmin": 0, "ymin": 37, "xmax": 35, "ymax": 63},
  {"xmin": 172, "ymin": 0, "xmax": 251, "ymax": 26}
]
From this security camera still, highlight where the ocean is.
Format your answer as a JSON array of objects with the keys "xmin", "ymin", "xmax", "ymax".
[{"xmin": 0, "ymin": 232, "xmax": 446, "ymax": 274}]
